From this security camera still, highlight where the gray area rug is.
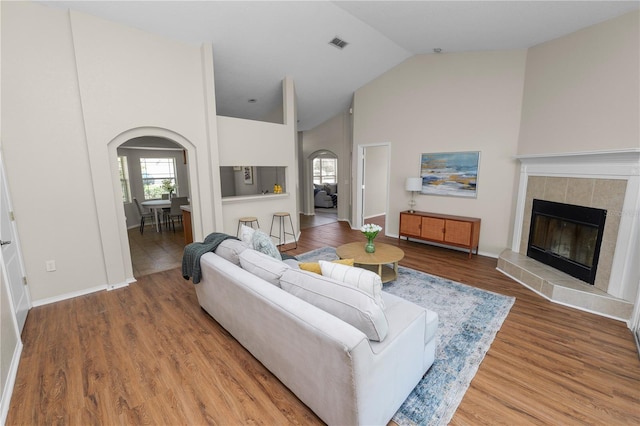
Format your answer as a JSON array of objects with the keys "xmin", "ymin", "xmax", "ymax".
[{"xmin": 296, "ymin": 247, "xmax": 515, "ymax": 426}]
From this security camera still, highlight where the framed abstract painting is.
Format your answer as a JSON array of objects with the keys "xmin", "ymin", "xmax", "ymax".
[{"xmin": 419, "ymin": 151, "xmax": 480, "ymax": 198}]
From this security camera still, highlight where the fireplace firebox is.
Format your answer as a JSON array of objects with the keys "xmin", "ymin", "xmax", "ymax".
[{"xmin": 527, "ymin": 199, "xmax": 607, "ymax": 285}]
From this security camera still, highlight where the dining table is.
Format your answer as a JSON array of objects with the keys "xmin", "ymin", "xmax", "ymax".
[{"xmin": 140, "ymin": 199, "xmax": 171, "ymax": 232}]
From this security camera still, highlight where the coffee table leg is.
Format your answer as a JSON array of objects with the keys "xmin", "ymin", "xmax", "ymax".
[{"xmin": 378, "ymin": 264, "xmax": 382, "ymax": 278}]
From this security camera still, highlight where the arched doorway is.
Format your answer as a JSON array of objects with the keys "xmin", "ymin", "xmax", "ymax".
[
  {"xmin": 98, "ymin": 127, "xmax": 205, "ymax": 286},
  {"xmin": 117, "ymin": 136, "xmax": 192, "ymax": 277},
  {"xmin": 303, "ymin": 149, "xmax": 338, "ymax": 228}
]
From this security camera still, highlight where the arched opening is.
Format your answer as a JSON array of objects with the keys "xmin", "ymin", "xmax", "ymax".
[
  {"xmin": 117, "ymin": 136, "xmax": 192, "ymax": 277},
  {"xmin": 105, "ymin": 127, "xmax": 201, "ymax": 283},
  {"xmin": 303, "ymin": 149, "xmax": 338, "ymax": 228}
]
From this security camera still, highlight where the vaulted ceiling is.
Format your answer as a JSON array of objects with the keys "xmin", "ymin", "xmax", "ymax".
[{"xmin": 41, "ymin": 1, "xmax": 639, "ymax": 131}]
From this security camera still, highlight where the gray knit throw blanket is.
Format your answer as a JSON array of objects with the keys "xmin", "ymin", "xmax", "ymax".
[{"xmin": 182, "ymin": 232, "xmax": 238, "ymax": 284}]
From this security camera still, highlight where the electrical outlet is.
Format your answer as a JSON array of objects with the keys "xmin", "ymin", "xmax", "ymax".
[{"xmin": 45, "ymin": 260, "xmax": 56, "ymax": 272}]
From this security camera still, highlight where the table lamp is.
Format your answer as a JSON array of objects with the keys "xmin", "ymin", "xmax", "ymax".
[{"xmin": 405, "ymin": 177, "xmax": 423, "ymax": 213}]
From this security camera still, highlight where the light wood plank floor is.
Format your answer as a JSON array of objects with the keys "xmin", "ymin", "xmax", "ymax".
[{"xmin": 7, "ymin": 219, "xmax": 639, "ymax": 425}]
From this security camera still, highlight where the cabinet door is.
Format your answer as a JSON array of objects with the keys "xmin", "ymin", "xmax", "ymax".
[
  {"xmin": 421, "ymin": 217, "xmax": 445, "ymax": 241},
  {"xmin": 400, "ymin": 213, "xmax": 422, "ymax": 237},
  {"xmin": 444, "ymin": 220, "xmax": 472, "ymax": 245}
]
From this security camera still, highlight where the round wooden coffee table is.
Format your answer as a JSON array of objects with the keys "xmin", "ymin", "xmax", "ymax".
[{"xmin": 335, "ymin": 242, "xmax": 405, "ymax": 283}]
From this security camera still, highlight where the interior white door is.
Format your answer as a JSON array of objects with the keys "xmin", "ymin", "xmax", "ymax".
[{"xmin": 0, "ymin": 157, "xmax": 29, "ymax": 332}]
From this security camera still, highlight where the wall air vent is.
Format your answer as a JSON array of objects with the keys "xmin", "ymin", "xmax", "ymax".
[{"xmin": 329, "ymin": 37, "xmax": 348, "ymax": 49}]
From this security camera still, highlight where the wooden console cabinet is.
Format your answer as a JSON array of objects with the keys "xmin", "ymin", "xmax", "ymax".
[{"xmin": 399, "ymin": 211, "xmax": 480, "ymax": 258}]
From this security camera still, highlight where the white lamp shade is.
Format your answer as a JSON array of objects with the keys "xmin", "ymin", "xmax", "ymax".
[{"xmin": 405, "ymin": 177, "xmax": 423, "ymax": 192}]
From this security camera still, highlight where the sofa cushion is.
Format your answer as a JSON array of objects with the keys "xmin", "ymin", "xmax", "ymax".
[
  {"xmin": 239, "ymin": 249, "xmax": 289, "ymax": 286},
  {"xmin": 214, "ymin": 239, "xmax": 250, "ymax": 265},
  {"xmin": 299, "ymin": 258, "xmax": 354, "ymax": 275},
  {"xmin": 279, "ymin": 269, "xmax": 389, "ymax": 341},
  {"xmin": 324, "ymin": 183, "xmax": 337, "ymax": 195},
  {"xmin": 319, "ymin": 260, "xmax": 385, "ymax": 310},
  {"xmin": 283, "ymin": 258, "xmax": 300, "ymax": 269},
  {"xmin": 252, "ymin": 230, "xmax": 282, "ymax": 261}
]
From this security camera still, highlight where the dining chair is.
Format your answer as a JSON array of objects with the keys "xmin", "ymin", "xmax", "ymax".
[
  {"xmin": 166, "ymin": 196, "xmax": 189, "ymax": 232},
  {"xmin": 133, "ymin": 198, "xmax": 155, "ymax": 234},
  {"xmin": 161, "ymin": 194, "xmax": 171, "ymax": 227}
]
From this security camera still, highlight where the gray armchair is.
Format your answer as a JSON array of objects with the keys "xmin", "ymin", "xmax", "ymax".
[{"xmin": 314, "ymin": 190, "xmax": 334, "ymax": 208}]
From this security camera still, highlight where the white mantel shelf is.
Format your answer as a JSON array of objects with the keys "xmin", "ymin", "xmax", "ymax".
[
  {"xmin": 515, "ymin": 149, "xmax": 640, "ymax": 177},
  {"xmin": 515, "ymin": 147, "xmax": 640, "ymax": 160}
]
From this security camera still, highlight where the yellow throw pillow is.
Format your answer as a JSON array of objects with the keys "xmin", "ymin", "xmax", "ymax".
[
  {"xmin": 299, "ymin": 262, "xmax": 322, "ymax": 274},
  {"xmin": 299, "ymin": 258, "xmax": 354, "ymax": 275},
  {"xmin": 336, "ymin": 258, "xmax": 355, "ymax": 267}
]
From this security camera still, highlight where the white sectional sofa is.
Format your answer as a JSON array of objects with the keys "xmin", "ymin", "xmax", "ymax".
[{"xmin": 193, "ymin": 240, "xmax": 438, "ymax": 426}]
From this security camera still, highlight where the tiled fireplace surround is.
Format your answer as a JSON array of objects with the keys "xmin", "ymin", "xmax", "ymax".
[{"xmin": 497, "ymin": 150, "xmax": 640, "ymax": 323}]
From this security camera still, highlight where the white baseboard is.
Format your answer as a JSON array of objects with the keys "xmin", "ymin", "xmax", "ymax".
[
  {"xmin": 108, "ymin": 278, "xmax": 134, "ymax": 291},
  {"xmin": 364, "ymin": 212, "xmax": 385, "ymax": 220},
  {"xmin": 0, "ymin": 339, "xmax": 23, "ymax": 424},
  {"xmin": 31, "ymin": 279, "xmax": 131, "ymax": 307}
]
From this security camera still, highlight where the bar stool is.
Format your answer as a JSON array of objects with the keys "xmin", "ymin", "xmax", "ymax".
[
  {"xmin": 269, "ymin": 212, "xmax": 297, "ymax": 250},
  {"xmin": 237, "ymin": 216, "xmax": 260, "ymax": 237}
]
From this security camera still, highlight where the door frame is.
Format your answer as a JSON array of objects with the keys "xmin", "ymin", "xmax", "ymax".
[
  {"xmin": 355, "ymin": 142, "xmax": 390, "ymax": 229},
  {"xmin": 105, "ymin": 127, "xmax": 202, "ymax": 287}
]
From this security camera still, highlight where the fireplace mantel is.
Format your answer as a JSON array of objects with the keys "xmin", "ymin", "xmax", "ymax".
[
  {"xmin": 515, "ymin": 148, "xmax": 640, "ymax": 172},
  {"xmin": 501, "ymin": 149, "xmax": 639, "ymax": 323}
]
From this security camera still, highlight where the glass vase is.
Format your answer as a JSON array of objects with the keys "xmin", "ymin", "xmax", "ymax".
[{"xmin": 365, "ymin": 237, "xmax": 376, "ymax": 253}]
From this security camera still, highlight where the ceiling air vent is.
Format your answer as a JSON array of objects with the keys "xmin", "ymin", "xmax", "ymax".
[{"xmin": 329, "ymin": 37, "xmax": 348, "ymax": 50}]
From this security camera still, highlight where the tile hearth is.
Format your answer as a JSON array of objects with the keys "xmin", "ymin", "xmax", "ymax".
[{"xmin": 498, "ymin": 249, "xmax": 633, "ymax": 321}]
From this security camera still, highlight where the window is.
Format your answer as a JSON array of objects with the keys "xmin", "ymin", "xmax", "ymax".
[
  {"xmin": 140, "ymin": 157, "xmax": 177, "ymax": 200},
  {"xmin": 313, "ymin": 157, "xmax": 337, "ymax": 184},
  {"xmin": 118, "ymin": 156, "xmax": 131, "ymax": 203}
]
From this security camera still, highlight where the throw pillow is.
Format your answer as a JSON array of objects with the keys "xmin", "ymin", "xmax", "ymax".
[
  {"xmin": 319, "ymin": 261, "xmax": 385, "ymax": 309},
  {"xmin": 239, "ymin": 224, "xmax": 255, "ymax": 245},
  {"xmin": 239, "ymin": 249, "xmax": 289, "ymax": 287},
  {"xmin": 252, "ymin": 230, "xmax": 282, "ymax": 260},
  {"xmin": 298, "ymin": 262, "xmax": 322, "ymax": 274},
  {"xmin": 279, "ymin": 269, "xmax": 389, "ymax": 341},
  {"xmin": 298, "ymin": 258, "xmax": 354, "ymax": 275}
]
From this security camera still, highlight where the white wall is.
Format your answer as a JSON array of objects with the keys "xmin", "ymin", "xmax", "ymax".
[
  {"xmin": 0, "ymin": 5, "xmax": 22, "ymax": 420},
  {"xmin": 1, "ymin": 2, "xmax": 219, "ymax": 302},
  {"xmin": 2, "ymin": 2, "xmax": 110, "ymax": 300},
  {"xmin": 300, "ymin": 110, "xmax": 351, "ymax": 219},
  {"xmin": 1, "ymin": 2, "xmax": 299, "ymax": 304},
  {"xmin": 218, "ymin": 78, "xmax": 298, "ymax": 238},
  {"xmin": 352, "ymin": 51, "xmax": 527, "ymax": 255},
  {"xmin": 518, "ymin": 10, "xmax": 639, "ymax": 155}
]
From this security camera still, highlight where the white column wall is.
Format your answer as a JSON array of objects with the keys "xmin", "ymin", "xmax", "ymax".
[
  {"xmin": 1, "ymin": 2, "xmax": 219, "ymax": 302},
  {"xmin": 218, "ymin": 78, "xmax": 298, "ymax": 239}
]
